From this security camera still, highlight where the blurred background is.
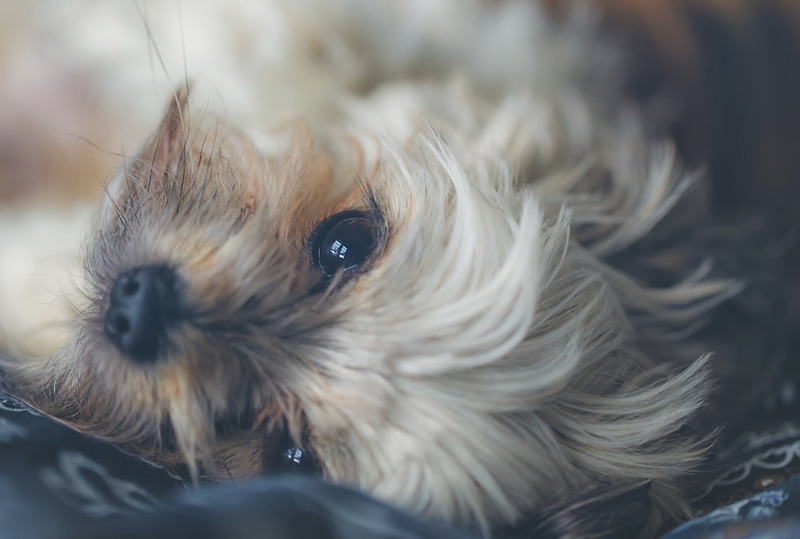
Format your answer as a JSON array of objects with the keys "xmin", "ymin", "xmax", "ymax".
[
  {"xmin": 550, "ymin": 0, "xmax": 800, "ymax": 386},
  {"xmin": 0, "ymin": 0, "xmax": 799, "ymax": 351},
  {"xmin": 2, "ymin": 0, "xmax": 800, "ymax": 216}
]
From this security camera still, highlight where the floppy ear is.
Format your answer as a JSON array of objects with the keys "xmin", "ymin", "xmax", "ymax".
[{"xmin": 497, "ymin": 481, "xmax": 653, "ymax": 539}]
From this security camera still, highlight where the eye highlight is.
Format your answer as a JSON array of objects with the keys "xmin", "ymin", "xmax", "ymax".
[
  {"xmin": 266, "ymin": 427, "xmax": 321, "ymax": 475},
  {"xmin": 310, "ymin": 210, "xmax": 379, "ymax": 280}
]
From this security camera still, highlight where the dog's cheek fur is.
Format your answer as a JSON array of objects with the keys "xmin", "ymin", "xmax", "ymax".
[
  {"xmin": 258, "ymin": 108, "xmax": 730, "ymax": 532},
  {"xmin": 4, "ymin": 95, "xmax": 357, "ymax": 473}
]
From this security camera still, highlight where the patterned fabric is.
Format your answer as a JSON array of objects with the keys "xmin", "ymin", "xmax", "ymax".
[
  {"xmin": 664, "ymin": 476, "xmax": 800, "ymax": 538},
  {"xmin": 3, "ymin": 388, "xmax": 800, "ymax": 538},
  {"xmin": 690, "ymin": 423, "xmax": 800, "ymax": 515},
  {"xmin": 665, "ymin": 378, "xmax": 800, "ymax": 539},
  {"xmin": 0, "ymin": 392, "xmax": 472, "ymax": 539},
  {"xmin": 0, "ymin": 393, "xmax": 184, "ymax": 538}
]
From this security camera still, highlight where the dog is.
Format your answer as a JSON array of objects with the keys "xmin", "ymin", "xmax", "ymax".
[{"xmin": 0, "ymin": 0, "xmax": 788, "ymax": 537}]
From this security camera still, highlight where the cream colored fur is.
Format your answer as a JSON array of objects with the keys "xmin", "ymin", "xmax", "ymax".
[{"xmin": 1, "ymin": 0, "xmax": 739, "ymax": 536}]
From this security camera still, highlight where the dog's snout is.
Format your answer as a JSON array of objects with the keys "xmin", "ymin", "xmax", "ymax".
[{"xmin": 104, "ymin": 265, "xmax": 178, "ymax": 363}]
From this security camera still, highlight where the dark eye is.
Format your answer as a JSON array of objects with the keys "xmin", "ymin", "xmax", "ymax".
[
  {"xmin": 277, "ymin": 445, "xmax": 318, "ymax": 473},
  {"xmin": 310, "ymin": 210, "xmax": 379, "ymax": 279},
  {"xmin": 268, "ymin": 429, "xmax": 321, "ymax": 474}
]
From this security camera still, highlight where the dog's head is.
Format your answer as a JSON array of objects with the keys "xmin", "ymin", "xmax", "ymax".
[{"xmin": 11, "ymin": 86, "xmax": 732, "ymax": 531}]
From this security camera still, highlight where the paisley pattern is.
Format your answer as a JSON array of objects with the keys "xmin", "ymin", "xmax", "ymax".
[
  {"xmin": 0, "ymin": 391, "xmax": 470, "ymax": 539},
  {"xmin": 667, "ymin": 395, "xmax": 800, "ymax": 539},
  {"xmin": 665, "ymin": 477, "xmax": 800, "ymax": 538},
  {"xmin": 40, "ymin": 451, "xmax": 162, "ymax": 517},
  {"xmin": 1, "ymin": 388, "xmax": 800, "ymax": 538}
]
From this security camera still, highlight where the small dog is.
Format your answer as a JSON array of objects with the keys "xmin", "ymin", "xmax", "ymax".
[{"xmin": 1, "ymin": 0, "xmax": 773, "ymax": 537}]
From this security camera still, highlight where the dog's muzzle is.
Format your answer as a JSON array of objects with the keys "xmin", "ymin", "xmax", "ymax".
[{"xmin": 104, "ymin": 264, "xmax": 178, "ymax": 363}]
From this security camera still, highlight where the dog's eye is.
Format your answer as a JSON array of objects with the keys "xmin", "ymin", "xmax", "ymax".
[
  {"xmin": 268, "ymin": 429, "xmax": 320, "ymax": 474},
  {"xmin": 277, "ymin": 445, "xmax": 318, "ymax": 473},
  {"xmin": 311, "ymin": 210, "xmax": 378, "ymax": 279}
]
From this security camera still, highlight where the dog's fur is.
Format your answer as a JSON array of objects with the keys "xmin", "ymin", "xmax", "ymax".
[{"xmin": 0, "ymin": 0, "xmax": 776, "ymax": 537}]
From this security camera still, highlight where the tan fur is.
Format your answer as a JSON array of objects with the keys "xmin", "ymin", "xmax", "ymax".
[{"xmin": 2, "ymin": 1, "xmax": 747, "ymax": 537}]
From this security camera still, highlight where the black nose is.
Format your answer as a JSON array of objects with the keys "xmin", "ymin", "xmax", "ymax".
[{"xmin": 104, "ymin": 265, "xmax": 178, "ymax": 363}]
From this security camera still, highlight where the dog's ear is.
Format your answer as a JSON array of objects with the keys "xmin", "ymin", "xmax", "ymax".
[
  {"xmin": 100, "ymin": 85, "xmax": 193, "ymax": 220},
  {"xmin": 496, "ymin": 481, "xmax": 654, "ymax": 539},
  {"xmin": 143, "ymin": 85, "xmax": 192, "ymax": 169}
]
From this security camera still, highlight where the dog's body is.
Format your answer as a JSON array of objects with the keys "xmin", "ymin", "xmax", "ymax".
[{"xmin": 0, "ymin": 1, "xmax": 786, "ymax": 537}]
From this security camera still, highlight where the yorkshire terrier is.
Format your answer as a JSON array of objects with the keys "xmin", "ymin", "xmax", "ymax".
[{"xmin": 0, "ymin": 0, "xmax": 787, "ymax": 537}]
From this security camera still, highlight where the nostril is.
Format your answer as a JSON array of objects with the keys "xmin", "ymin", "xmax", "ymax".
[
  {"xmin": 107, "ymin": 311, "xmax": 131, "ymax": 336},
  {"xmin": 121, "ymin": 278, "xmax": 140, "ymax": 297},
  {"xmin": 104, "ymin": 264, "xmax": 179, "ymax": 363}
]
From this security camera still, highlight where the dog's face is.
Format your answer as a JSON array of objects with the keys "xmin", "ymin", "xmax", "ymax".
[
  {"xmin": 54, "ymin": 88, "xmax": 558, "ymax": 526},
  {"xmin": 11, "ymin": 83, "xmax": 724, "ymax": 532}
]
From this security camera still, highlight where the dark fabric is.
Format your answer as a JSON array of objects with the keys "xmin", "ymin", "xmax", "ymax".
[
  {"xmin": 690, "ymin": 422, "xmax": 800, "ymax": 514},
  {"xmin": 4, "ymin": 387, "xmax": 800, "ymax": 539},
  {"xmin": 0, "ymin": 392, "xmax": 473, "ymax": 539},
  {"xmin": 664, "ymin": 475, "xmax": 800, "ymax": 538},
  {"xmin": 665, "ymin": 379, "xmax": 800, "ymax": 538}
]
